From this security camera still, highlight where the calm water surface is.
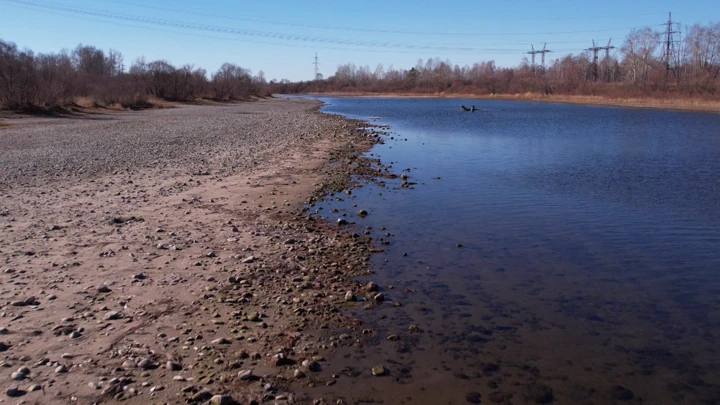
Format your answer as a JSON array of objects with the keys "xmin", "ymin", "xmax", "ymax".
[{"xmin": 309, "ymin": 97, "xmax": 720, "ymax": 404}]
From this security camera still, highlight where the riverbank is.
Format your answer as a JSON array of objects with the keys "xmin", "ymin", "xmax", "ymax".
[
  {"xmin": 0, "ymin": 99, "xmax": 391, "ymax": 404},
  {"xmin": 309, "ymin": 91, "xmax": 720, "ymax": 113}
]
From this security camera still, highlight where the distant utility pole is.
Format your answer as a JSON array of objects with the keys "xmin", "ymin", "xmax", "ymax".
[
  {"xmin": 527, "ymin": 43, "xmax": 551, "ymax": 76},
  {"xmin": 586, "ymin": 40, "xmax": 604, "ymax": 81},
  {"xmin": 313, "ymin": 53, "xmax": 323, "ymax": 80},
  {"xmin": 662, "ymin": 12, "xmax": 679, "ymax": 74}
]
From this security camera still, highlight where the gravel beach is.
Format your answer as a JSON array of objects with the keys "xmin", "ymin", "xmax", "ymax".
[{"xmin": 0, "ymin": 98, "xmax": 384, "ymax": 404}]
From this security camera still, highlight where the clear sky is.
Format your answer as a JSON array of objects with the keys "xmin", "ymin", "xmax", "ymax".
[{"xmin": 0, "ymin": 0, "xmax": 716, "ymax": 82}]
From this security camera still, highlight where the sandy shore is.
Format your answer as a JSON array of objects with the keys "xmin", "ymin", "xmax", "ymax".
[
  {"xmin": 0, "ymin": 99, "xmax": 388, "ymax": 404},
  {"xmin": 309, "ymin": 92, "xmax": 720, "ymax": 113}
]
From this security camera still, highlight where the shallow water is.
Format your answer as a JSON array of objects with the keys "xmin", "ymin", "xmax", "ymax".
[{"xmin": 308, "ymin": 97, "xmax": 720, "ymax": 404}]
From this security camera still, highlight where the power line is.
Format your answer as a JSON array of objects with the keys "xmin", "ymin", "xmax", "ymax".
[{"xmin": 4, "ymin": 0, "xmax": 647, "ymax": 38}]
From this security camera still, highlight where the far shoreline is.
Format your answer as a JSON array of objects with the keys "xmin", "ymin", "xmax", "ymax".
[{"xmin": 303, "ymin": 92, "xmax": 720, "ymax": 114}]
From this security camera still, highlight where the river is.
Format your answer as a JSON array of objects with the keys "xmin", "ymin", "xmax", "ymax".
[{"xmin": 304, "ymin": 96, "xmax": 720, "ymax": 405}]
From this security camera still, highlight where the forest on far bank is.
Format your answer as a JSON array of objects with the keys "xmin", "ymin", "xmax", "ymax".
[
  {"xmin": 1, "ymin": 20, "xmax": 719, "ymax": 112},
  {"xmin": 271, "ymin": 22, "xmax": 720, "ymax": 100}
]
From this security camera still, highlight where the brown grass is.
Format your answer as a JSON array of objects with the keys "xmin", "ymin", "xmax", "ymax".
[
  {"xmin": 0, "ymin": 120, "xmax": 10, "ymax": 128},
  {"xmin": 311, "ymin": 91, "xmax": 720, "ymax": 113}
]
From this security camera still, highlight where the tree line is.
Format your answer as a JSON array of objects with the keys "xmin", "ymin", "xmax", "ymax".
[
  {"xmin": 273, "ymin": 21, "xmax": 720, "ymax": 99},
  {"xmin": 0, "ymin": 39, "xmax": 268, "ymax": 110}
]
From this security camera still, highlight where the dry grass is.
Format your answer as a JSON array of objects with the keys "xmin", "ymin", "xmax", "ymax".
[{"xmin": 0, "ymin": 120, "xmax": 10, "ymax": 128}]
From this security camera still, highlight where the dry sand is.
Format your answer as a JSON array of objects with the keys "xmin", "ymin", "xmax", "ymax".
[{"xmin": 0, "ymin": 99, "xmax": 387, "ymax": 404}]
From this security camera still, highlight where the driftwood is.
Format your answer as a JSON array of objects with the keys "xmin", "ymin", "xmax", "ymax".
[{"xmin": 460, "ymin": 105, "xmax": 477, "ymax": 112}]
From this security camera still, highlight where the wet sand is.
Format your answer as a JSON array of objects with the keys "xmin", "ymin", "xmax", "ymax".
[{"xmin": 0, "ymin": 99, "xmax": 391, "ymax": 404}]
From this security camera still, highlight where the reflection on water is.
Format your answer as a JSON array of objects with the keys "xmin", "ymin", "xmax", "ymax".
[{"xmin": 312, "ymin": 97, "xmax": 720, "ymax": 404}]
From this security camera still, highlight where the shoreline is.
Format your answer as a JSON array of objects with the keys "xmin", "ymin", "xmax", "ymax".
[
  {"xmin": 0, "ymin": 99, "xmax": 392, "ymax": 404},
  {"xmin": 307, "ymin": 92, "xmax": 720, "ymax": 114}
]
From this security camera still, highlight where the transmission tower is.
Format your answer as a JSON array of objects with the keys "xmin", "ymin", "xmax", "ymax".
[
  {"xmin": 527, "ymin": 44, "xmax": 551, "ymax": 76},
  {"xmin": 313, "ymin": 53, "xmax": 323, "ymax": 80},
  {"xmin": 586, "ymin": 40, "xmax": 603, "ymax": 81},
  {"xmin": 662, "ymin": 12, "xmax": 679, "ymax": 74},
  {"xmin": 596, "ymin": 38, "xmax": 616, "ymax": 82}
]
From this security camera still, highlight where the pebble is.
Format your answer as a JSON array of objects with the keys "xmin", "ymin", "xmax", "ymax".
[
  {"xmin": 209, "ymin": 395, "xmax": 235, "ymax": 405},
  {"xmin": 55, "ymin": 365, "xmax": 67, "ymax": 374},
  {"xmin": 237, "ymin": 369, "xmax": 254, "ymax": 380},
  {"xmin": 294, "ymin": 369, "xmax": 306, "ymax": 379},
  {"xmin": 241, "ymin": 256, "xmax": 256, "ymax": 263},
  {"xmin": 466, "ymin": 392, "xmax": 482, "ymax": 404},
  {"xmin": 97, "ymin": 284, "xmax": 111, "ymax": 293},
  {"xmin": 191, "ymin": 390, "xmax": 213, "ymax": 402},
  {"xmin": 344, "ymin": 291, "xmax": 356, "ymax": 302},
  {"xmin": 357, "ymin": 209, "xmax": 368, "ymax": 217},
  {"xmin": 365, "ymin": 282, "xmax": 379, "ymax": 292},
  {"xmin": 167, "ymin": 361, "xmax": 182, "ymax": 371},
  {"xmin": 211, "ymin": 337, "xmax": 231, "ymax": 345},
  {"xmin": 608, "ymin": 385, "xmax": 634, "ymax": 401},
  {"xmin": 5, "ymin": 384, "xmax": 21, "ymax": 397},
  {"xmin": 373, "ymin": 293, "xmax": 385, "ymax": 303},
  {"xmin": 337, "ymin": 218, "xmax": 348, "ymax": 225},
  {"xmin": 302, "ymin": 359, "xmax": 321, "ymax": 372},
  {"xmin": 371, "ymin": 365, "xmax": 385, "ymax": 376},
  {"xmin": 28, "ymin": 384, "xmax": 41, "ymax": 392},
  {"xmin": 149, "ymin": 385, "xmax": 165, "ymax": 393},
  {"xmin": 105, "ymin": 311, "xmax": 122, "ymax": 320}
]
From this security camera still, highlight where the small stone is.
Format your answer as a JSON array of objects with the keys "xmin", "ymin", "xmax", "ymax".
[
  {"xmin": 273, "ymin": 353, "xmax": 290, "ymax": 366},
  {"xmin": 529, "ymin": 384, "xmax": 554, "ymax": 404},
  {"xmin": 149, "ymin": 385, "xmax": 165, "ymax": 393},
  {"xmin": 70, "ymin": 331, "xmax": 82, "ymax": 339},
  {"xmin": 191, "ymin": 390, "xmax": 213, "ymax": 402},
  {"xmin": 47, "ymin": 294, "xmax": 57, "ymax": 300},
  {"xmin": 373, "ymin": 293, "xmax": 385, "ymax": 303},
  {"xmin": 0, "ymin": 342, "xmax": 10, "ymax": 352},
  {"xmin": 172, "ymin": 375, "xmax": 186, "ymax": 381},
  {"xmin": 387, "ymin": 335, "xmax": 400, "ymax": 341},
  {"xmin": 28, "ymin": 384, "xmax": 41, "ymax": 392},
  {"xmin": 97, "ymin": 285, "xmax": 111, "ymax": 293},
  {"xmin": 206, "ymin": 251, "xmax": 217, "ymax": 258},
  {"xmin": 10, "ymin": 371, "xmax": 25, "ymax": 380},
  {"xmin": 23, "ymin": 296, "xmax": 37, "ymax": 305},
  {"xmin": 209, "ymin": 395, "xmax": 235, "ymax": 405},
  {"xmin": 344, "ymin": 291, "xmax": 356, "ymax": 302},
  {"xmin": 294, "ymin": 369, "xmax": 306, "ymax": 379},
  {"xmin": 0, "ymin": 327, "xmax": 7, "ymax": 335},
  {"xmin": 408, "ymin": 324, "xmax": 420, "ymax": 333},
  {"xmin": 6, "ymin": 384, "xmax": 22, "ymax": 397},
  {"xmin": 608, "ymin": 385, "xmax": 634, "ymax": 401},
  {"xmin": 166, "ymin": 361, "xmax": 182, "ymax": 371},
  {"xmin": 133, "ymin": 273, "xmax": 147, "ymax": 280},
  {"xmin": 55, "ymin": 365, "xmax": 67, "ymax": 374},
  {"xmin": 302, "ymin": 359, "xmax": 321, "ymax": 372},
  {"xmin": 240, "ymin": 256, "xmax": 255, "ymax": 264},
  {"xmin": 105, "ymin": 311, "xmax": 122, "ymax": 320},
  {"xmin": 137, "ymin": 358, "xmax": 155, "ymax": 370},
  {"xmin": 337, "ymin": 218, "xmax": 348, "ymax": 226},
  {"xmin": 237, "ymin": 369, "xmax": 254, "ymax": 380},
  {"xmin": 371, "ymin": 365, "xmax": 385, "ymax": 376},
  {"xmin": 365, "ymin": 282, "xmax": 379, "ymax": 292},
  {"xmin": 466, "ymin": 392, "xmax": 482, "ymax": 404},
  {"xmin": 211, "ymin": 337, "xmax": 231, "ymax": 345},
  {"xmin": 61, "ymin": 353, "xmax": 73, "ymax": 359},
  {"xmin": 357, "ymin": 209, "xmax": 368, "ymax": 217},
  {"xmin": 283, "ymin": 238, "xmax": 296, "ymax": 245}
]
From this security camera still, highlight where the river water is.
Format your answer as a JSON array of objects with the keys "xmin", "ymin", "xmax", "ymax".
[{"xmin": 308, "ymin": 97, "xmax": 720, "ymax": 405}]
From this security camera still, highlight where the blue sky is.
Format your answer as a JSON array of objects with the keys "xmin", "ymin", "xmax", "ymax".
[{"xmin": 0, "ymin": 0, "xmax": 716, "ymax": 82}]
